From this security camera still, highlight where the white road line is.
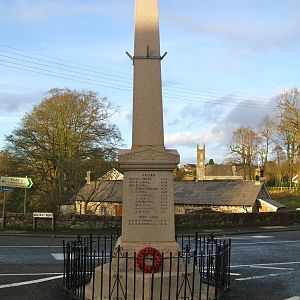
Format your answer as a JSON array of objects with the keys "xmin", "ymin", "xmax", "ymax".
[
  {"xmin": 0, "ymin": 246, "xmax": 61, "ymax": 248},
  {"xmin": 260, "ymin": 226, "xmax": 287, "ymax": 229},
  {"xmin": 233, "ymin": 240, "xmax": 300, "ymax": 245},
  {"xmin": 284, "ymin": 297, "xmax": 300, "ymax": 300},
  {"xmin": 250, "ymin": 235, "xmax": 273, "ymax": 239},
  {"xmin": 236, "ymin": 271, "xmax": 292, "ymax": 281},
  {"xmin": 0, "ymin": 275, "xmax": 63, "ymax": 289},
  {"xmin": 51, "ymin": 252, "xmax": 111, "ymax": 261},
  {"xmin": 229, "ymin": 273, "xmax": 241, "ymax": 276},
  {"xmin": 51, "ymin": 253, "xmax": 64, "ymax": 260},
  {"xmin": 231, "ymin": 261, "xmax": 300, "ymax": 268},
  {"xmin": 249, "ymin": 266, "xmax": 294, "ymax": 271},
  {"xmin": 0, "ymin": 273, "xmax": 62, "ymax": 276}
]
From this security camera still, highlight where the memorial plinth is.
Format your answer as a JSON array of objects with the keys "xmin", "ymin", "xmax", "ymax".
[{"xmin": 118, "ymin": 148, "xmax": 179, "ymax": 243}]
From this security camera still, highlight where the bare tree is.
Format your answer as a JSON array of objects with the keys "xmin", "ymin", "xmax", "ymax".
[
  {"xmin": 257, "ymin": 115, "xmax": 276, "ymax": 167},
  {"xmin": 229, "ymin": 126, "xmax": 261, "ymax": 180},
  {"xmin": 271, "ymin": 145, "xmax": 286, "ymax": 185},
  {"xmin": 5, "ymin": 88, "xmax": 122, "ymax": 211},
  {"xmin": 277, "ymin": 88, "xmax": 300, "ymax": 187}
]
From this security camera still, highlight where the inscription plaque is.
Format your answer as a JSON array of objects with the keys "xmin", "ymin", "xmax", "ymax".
[{"xmin": 122, "ymin": 170, "xmax": 175, "ymax": 242}]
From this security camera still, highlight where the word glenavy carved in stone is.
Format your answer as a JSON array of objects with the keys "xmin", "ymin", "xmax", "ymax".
[{"xmin": 119, "ymin": 148, "xmax": 179, "ymax": 163}]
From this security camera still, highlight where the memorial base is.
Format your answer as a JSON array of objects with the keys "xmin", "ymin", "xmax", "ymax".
[{"xmin": 85, "ymin": 261, "xmax": 215, "ymax": 300}]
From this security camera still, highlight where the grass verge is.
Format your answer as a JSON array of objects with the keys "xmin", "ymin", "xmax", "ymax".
[{"xmin": 270, "ymin": 191, "xmax": 300, "ymax": 210}]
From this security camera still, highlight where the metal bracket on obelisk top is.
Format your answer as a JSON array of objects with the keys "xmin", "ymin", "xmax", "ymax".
[{"xmin": 126, "ymin": 45, "xmax": 167, "ymax": 64}]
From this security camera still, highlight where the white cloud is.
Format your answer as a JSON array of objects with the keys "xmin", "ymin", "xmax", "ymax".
[
  {"xmin": 165, "ymin": 123, "xmax": 227, "ymax": 148},
  {"xmin": 224, "ymin": 98, "xmax": 277, "ymax": 127},
  {"xmin": 163, "ymin": 12, "xmax": 300, "ymax": 54},
  {"xmin": 0, "ymin": 92, "xmax": 42, "ymax": 113},
  {"xmin": 0, "ymin": 0, "xmax": 130, "ymax": 21}
]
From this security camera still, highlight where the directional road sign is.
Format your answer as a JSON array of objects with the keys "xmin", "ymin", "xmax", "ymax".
[
  {"xmin": 0, "ymin": 187, "xmax": 13, "ymax": 192},
  {"xmin": 0, "ymin": 176, "xmax": 33, "ymax": 189}
]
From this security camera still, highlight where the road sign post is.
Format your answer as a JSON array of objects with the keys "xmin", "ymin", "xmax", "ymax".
[
  {"xmin": 24, "ymin": 188, "xmax": 27, "ymax": 214},
  {"xmin": 33, "ymin": 212, "xmax": 54, "ymax": 230},
  {"xmin": 1, "ymin": 192, "xmax": 6, "ymax": 230},
  {"xmin": 0, "ymin": 187, "xmax": 13, "ymax": 192},
  {"xmin": 0, "ymin": 176, "xmax": 33, "ymax": 189},
  {"xmin": 0, "ymin": 176, "xmax": 32, "ymax": 215},
  {"xmin": 1, "ymin": 188, "xmax": 12, "ymax": 230}
]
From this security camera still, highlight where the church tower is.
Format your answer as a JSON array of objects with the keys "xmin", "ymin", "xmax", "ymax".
[{"xmin": 196, "ymin": 144, "xmax": 206, "ymax": 180}]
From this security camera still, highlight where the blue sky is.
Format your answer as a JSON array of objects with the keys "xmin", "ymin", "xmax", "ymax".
[{"xmin": 1, "ymin": 0, "xmax": 300, "ymax": 164}]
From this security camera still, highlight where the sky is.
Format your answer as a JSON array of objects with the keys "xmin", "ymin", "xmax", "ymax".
[{"xmin": 1, "ymin": 0, "xmax": 300, "ymax": 165}]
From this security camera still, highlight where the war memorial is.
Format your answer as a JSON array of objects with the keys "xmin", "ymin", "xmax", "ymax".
[{"xmin": 63, "ymin": 1, "xmax": 231, "ymax": 299}]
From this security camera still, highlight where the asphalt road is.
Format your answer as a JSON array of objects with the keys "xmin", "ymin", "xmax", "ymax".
[
  {"xmin": 222, "ymin": 231, "xmax": 300, "ymax": 300},
  {"xmin": 0, "ymin": 230, "xmax": 299, "ymax": 300}
]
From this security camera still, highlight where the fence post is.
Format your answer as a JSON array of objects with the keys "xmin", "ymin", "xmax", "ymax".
[
  {"xmin": 62, "ymin": 233, "xmax": 231, "ymax": 300},
  {"xmin": 214, "ymin": 245, "xmax": 221, "ymax": 299}
]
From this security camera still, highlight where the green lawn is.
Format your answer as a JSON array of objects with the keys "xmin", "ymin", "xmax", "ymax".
[{"xmin": 271, "ymin": 192, "xmax": 300, "ymax": 210}]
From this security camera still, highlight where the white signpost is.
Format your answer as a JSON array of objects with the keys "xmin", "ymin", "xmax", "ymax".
[
  {"xmin": 0, "ymin": 176, "xmax": 33, "ymax": 189},
  {"xmin": 0, "ymin": 176, "xmax": 33, "ymax": 216},
  {"xmin": 1, "ymin": 188, "xmax": 13, "ymax": 229},
  {"xmin": 33, "ymin": 212, "xmax": 54, "ymax": 230},
  {"xmin": 0, "ymin": 187, "xmax": 13, "ymax": 192}
]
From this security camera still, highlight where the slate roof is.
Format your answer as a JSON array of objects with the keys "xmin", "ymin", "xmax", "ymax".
[
  {"xmin": 205, "ymin": 164, "xmax": 244, "ymax": 177},
  {"xmin": 75, "ymin": 180, "xmax": 278, "ymax": 207},
  {"xmin": 75, "ymin": 180, "xmax": 123, "ymax": 202},
  {"xmin": 173, "ymin": 180, "xmax": 262, "ymax": 206}
]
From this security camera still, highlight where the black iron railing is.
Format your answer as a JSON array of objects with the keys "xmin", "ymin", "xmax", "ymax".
[{"xmin": 63, "ymin": 233, "xmax": 231, "ymax": 300}]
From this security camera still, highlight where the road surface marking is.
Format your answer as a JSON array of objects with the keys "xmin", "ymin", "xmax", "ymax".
[
  {"xmin": 0, "ymin": 275, "xmax": 63, "ymax": 289},
  {"xmin": 229, "ymin": 273, "xmax": 241, "ymax": 276},
  {"xmin": 231, "ymin": 261, "xmax": 300, "ymax": 268},
  {"xmin": 0, "ymin": 245, "xmax": 61, "ymax": 248},
  {"xmin": 51, "ymin": 252, "xmax": 111, "ymax": 261},
  {"xmin": 233, "ymin": 240, "xmax": 299, "ymax": 245},
  {"xmin": 260, "ymin": 226, "xmax": 287, "ymax": 229},
  {"xmin": 51, "ymin": 253, "xmax": 64, "ymax": 260},
  {"xmin": 236, "ymin": 271, "xmax": 292, "ymax": 281},
  {"xmin": 0, "ymin": 273, "xmax": 62, "ymax": 276},
  {"xmin": 284, "ymin": 297, "xmax": 300, "ymax": 300},
  {"xmin": 249, "ymin": 266, "xmax": 294, "ymax": 271},
  {"xmin": 250, "ymin": 235, "xmax": 273, "ymax": 239}
]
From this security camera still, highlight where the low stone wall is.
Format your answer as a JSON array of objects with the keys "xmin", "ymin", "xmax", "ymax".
[
  {"xmin": 55, "ymin": 214, "xmax": 121, "ymax": 230},
  {"xmin": 2, "ymin": 211, "xmax": 300, "ymax": 231},
  {"xmin": 175, "ymin": 210, "xmax": 300, "ymax": 229},
  {"xmin": 3, "ymin": 213, "xmax": 121, "ymax": 231}
]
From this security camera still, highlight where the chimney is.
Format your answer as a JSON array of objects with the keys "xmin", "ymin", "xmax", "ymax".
[{"xmin": 85, "ymin": 171, "xmax": 91, "ymax": 185}]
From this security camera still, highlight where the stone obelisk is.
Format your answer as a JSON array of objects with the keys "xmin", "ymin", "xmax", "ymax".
[
  {"xmin": 117, "ymin": 0, "xmax": 180, "ymax": 252},
  {"xmin": 85, "ymin": 1, "xmax": 184, "ymax": 298}
]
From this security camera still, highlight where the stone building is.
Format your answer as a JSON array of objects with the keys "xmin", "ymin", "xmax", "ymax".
[
  {"xmin": 196, "ymin": 144, "xmax": 244, "ymax": 180},
  {"xmin": 172, "ymin": 180, "xmax": 284, "ymax": 214},
  {"xmin": 62, "ymin": 179, "xmax": 284, "ymax": 215}
]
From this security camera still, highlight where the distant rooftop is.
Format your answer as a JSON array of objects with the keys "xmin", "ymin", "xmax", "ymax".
[{"xmin": 74, "ymin": 180, "xmax": 283, "ymax": 208}]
